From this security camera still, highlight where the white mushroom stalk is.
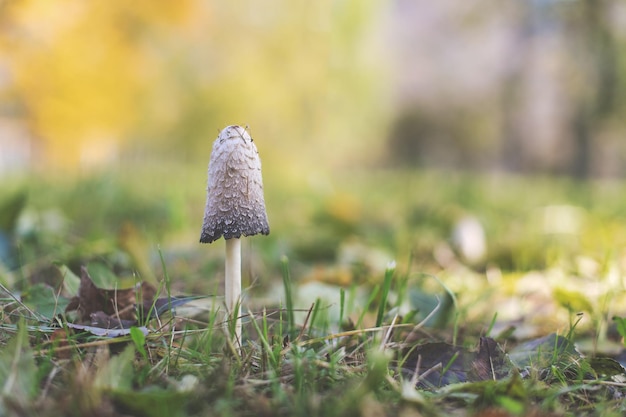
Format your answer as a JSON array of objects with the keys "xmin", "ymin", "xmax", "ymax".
[{"xmin": 200, "ymin": 125, "xmax": 269, "ymax": 344}]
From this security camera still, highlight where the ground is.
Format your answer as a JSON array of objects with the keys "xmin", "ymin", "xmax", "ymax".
[{"xmin": 1, "ymin": 166, "xmax": 626, "ymax": 416}]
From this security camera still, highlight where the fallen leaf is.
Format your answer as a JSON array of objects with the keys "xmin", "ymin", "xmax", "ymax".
[
  {"xmin": 0, "ymin": 322, "xmax": 38, "ymax": 411},
  {"xmin": 469, "ymin": 337, "xmax": 511, "ymax": 381},
  {"xmin": 400, "ymin": 337, "xmax": 514, "ymax": 388},
  {"xmin": 89, "ymin": 311, "xmax": 138, "ymax": 330},
  {"xmin": 66, "ymin": 323, "xmax": 149, "ymax": 338},
  {"xmin": 507, "ymin": 333, "xmax": 602, "ymax": 382},
  {"xmin": 65, "ymin": 266, "xmax": 148, "ymax": 323},
  {"xmin": 57, "ymin": 264, "xmax": 81, "ymax": 297},
  {"xmin": 22, "ymin": 283, "xmax": 69, "ymax": 320},
  {"xmin": 142, "ymin": 296, "xmax": 205, "ymax": 320},
  {"xmin": 65, "ymin": 265, "xmax": 204, "ymax": 333},
  {"xmin": 93, "ymin": 345, "xmax": 135, "ymax": 391},
  {"xmin": 587, "ymin": 357, "xmax": 626, "ymax": 381},
  {"xmin": 507, "ymin": 333, "xmax": 579, "ymax": 370}
]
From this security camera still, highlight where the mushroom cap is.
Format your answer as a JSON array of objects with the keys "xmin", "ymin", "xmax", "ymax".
[{"xmin": 200, "ymin": 125, "xmax": 270, "ymax": 243}]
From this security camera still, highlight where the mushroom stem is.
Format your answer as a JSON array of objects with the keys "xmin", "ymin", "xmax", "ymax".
[{"xmin": 225, "ymin": 237, "xmax": 242, "ymax": 343}]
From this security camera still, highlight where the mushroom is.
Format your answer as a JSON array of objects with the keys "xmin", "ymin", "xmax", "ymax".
[{"xmin": 200, "ymin": 125, "xmax": 270, "ymax": 344}]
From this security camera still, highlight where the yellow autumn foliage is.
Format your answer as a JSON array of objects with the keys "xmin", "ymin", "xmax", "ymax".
[{"xmin": 0, "ymin": 0, "xmax": 389, "ymax": 173}]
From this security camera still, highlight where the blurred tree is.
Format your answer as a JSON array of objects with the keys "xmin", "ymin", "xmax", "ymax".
[
  {"xmin": 0, "ymin": 0, "xmax": 193, "ymax": 170},
  {"xmin": 568, "ymin": 0, "xmax": 620, "ymax": 179},
  {"xmin": 499, "ymin": 1, "xmax": 532, "ymax": 174},
  {"xmin": 0, "ymin": 0, "xmax": 389, "ymax": 175},
  {"xmin": 150, "ymin": 0, "xmax": 389, "ymax": 174},
  {"xmin": 386, "ymin": 0, "xmax": 626, "ymax": 178}
]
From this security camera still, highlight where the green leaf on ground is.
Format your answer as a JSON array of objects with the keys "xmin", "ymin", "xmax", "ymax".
[
  {"xmin": 87, "ymin": 262, "xmax": 126, "ymax": 289},
  {"xmin": 22, "ymin": 283, "xmax": 69, "ymax": 319},
  {"xmin": 56, "ymin": 264, "xmax": 81, "ymax": 296},
  {"xmin": 508, "ymin": 333, "xmax": 579, "ymax": 370},
  {"xmin": 94, "ymin": 345, "xmax": 135, "ymax": 392},
  {"xmin": 130, "ymin": 326, "xmax": 148, "ymax": 360},
  {"xmin": 0, "ymin": 322, "xmax": 38, "ymax": 413}
]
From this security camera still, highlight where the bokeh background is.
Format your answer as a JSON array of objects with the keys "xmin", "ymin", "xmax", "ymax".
[
  {"xmin": 0, "ymin": 0, "xmax": 389, "ymax": 178},
  {"xmin": 3, "ymin": 1, "xmax": 626, "ymax": 334},
  {"xmin": 2, "ymin": 0, "xmax": 626, "ymax": 179}
]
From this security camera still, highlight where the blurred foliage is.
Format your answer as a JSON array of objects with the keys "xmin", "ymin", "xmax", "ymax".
[
  {"xmin": 3, "ymin": 165, "xmax": 626, "ymax": 338},
  {"xmin": 0, "ymin": 0, "xmax": 389, "ymax": 174},
  {"xmin": 2, "ymin": 0, "xmax": 626, "ymax": 180},
  {"xmin": 385, "ymin": 0, "xmax": 626, "ymax": 177}
]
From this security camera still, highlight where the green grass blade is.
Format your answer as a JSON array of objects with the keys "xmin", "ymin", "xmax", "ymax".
[
  {"xmin": 281, "ymin": 255, "xmax": 295, "ymax": 337},
  {"xmin": 339, "ymin": 288, "xmax": 345, "ymax": 326},
  {"xmin": 157, "ymin": 245, "xmax": 172, "ymax": 313},
  {"xmin": 356, "ymin": 285, "xmax": 379, "ymax": 329},
  {"xmin": 130, "ymin": 326, "xmax": 148, "ymax": 360},
  {"xmin": 375, "ymin": 263, "xmax": 395, "ymax": 328}
]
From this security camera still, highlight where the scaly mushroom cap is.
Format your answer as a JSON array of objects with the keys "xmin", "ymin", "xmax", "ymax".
[{"xmin": 200, "ymin": 125, "xmax": 270, "ymax": 243}]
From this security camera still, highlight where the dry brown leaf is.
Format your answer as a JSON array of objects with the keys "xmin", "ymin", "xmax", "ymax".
[
  {"xmin": 400, "ymin": 337, "xmax": 513, "ymax": 388},
  {"xmin": 65, "ymin": 266, "xmax": 157, "ymax": 327}
]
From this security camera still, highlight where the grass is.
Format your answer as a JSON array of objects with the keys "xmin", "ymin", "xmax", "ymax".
[{"xmin": 2, "ymin": 165, "xmax": 626, "ymax": 416}]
